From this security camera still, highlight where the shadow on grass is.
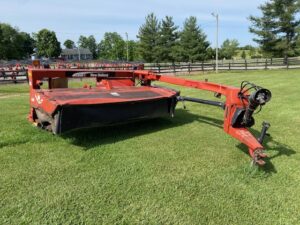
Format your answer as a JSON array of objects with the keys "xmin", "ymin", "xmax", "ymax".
[
  {"xmin": 63, "ymin": 109, "xmax": 223, "ymax": 149},
  {"xmin": 237, "ymin": 130, "xmax": 296, "ymax": 174},
  {"xmin": 0, "ymin": 140, "xmax": 28, "ymax": 149},
  {"xmin": 191, "ymin": 116, "xmax": 296, "ymax": 174},
  {"xmin": 62, "ymin": 108, "xmax": 295, "ymax": 173}
]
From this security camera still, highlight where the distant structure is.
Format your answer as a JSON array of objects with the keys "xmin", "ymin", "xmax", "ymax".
[{"xmin": 61, "ymin": 48, "xmax": 93, "ymax": 61}]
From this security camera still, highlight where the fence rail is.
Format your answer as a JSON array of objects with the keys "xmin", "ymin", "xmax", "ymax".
[
  {"xmin": 0, "ymin": 70, "xmax": 28, "ymax": 84},
  {"xmin": 1, "ymin": 57, "xmax": 300, "ymax": 84},
  {"xmin": 144, "ymin": 57, "xmax": 300, "ymax": 74}
]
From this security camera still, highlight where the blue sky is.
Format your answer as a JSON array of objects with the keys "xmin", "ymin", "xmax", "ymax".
[{"xmin": 0, "ymin": 0, "xmax": 264, "ymax": 47}]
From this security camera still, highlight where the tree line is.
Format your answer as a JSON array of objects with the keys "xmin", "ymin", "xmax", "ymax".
[
  {"xmin": 1, "ymin": 0, "xmax": 300, "ymax": 62},
  {"xmin": 63, "ymin": 15, "xmax": 244, "ymax": 62},
  {"xmin": 0, "ymin": 19, "xmax": 242, "ymax": 62}
]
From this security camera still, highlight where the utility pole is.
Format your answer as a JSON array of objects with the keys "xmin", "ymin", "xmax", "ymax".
[
  {"xmin": 212, "ymin": 13, "xmax": 219, "ymax": 73},
  {"xmin": 125, "ymin": 32, "xmax": 129, "ymax": 62},
  {"xmin": 77, "ymin": 46, "xmax": 81, "ymax": 61}
]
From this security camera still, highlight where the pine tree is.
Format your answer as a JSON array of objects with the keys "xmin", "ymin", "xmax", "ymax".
[
  {"xmin": 137, "ymin": 13, "xmax": 160, "ymax": 62},
  {"xmin": 274, "ymin": 0, "xmax": 300, "ymax": 58},
  {"xmin": 179, "ymin": 16, "xmax": 210, "ymax": 62},
  {"xmin": 249, "ymin": 0, "xmax": 300, "ymax": 58},
  {"xmin": 156, "ymin": 16, "xmax": 179, "ymax": 62}
]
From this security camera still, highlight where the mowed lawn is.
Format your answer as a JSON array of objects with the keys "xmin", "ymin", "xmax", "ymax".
[{"xmin": 0, "ymin": 69, "xmax": 299, "ymax": 224}]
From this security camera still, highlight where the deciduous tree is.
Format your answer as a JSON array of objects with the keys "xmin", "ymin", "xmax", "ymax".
[
  {"xmin": 35, "ymin": 29, "xmax": 61, "ymax": 58},
  {"xmin": 18, "ymin": 32, "xmax": 35, "ymax": 58},
  {"xmin": 0, "ymin": 23, "xmax": 34, "ymax": 59},
  {"xmin": 220, "ymin": 39, "xmax": 239, "ymax": 59},
  {"xmin": 78, "ymin": 35, "xmax": 97, "ymax": 58},
  {"xmin": 98, "ymin": 32, "xmax": 125, "ymax": 60},
  {"xmin": 64, "ymin": 39, "xmax": 75, "ymax": 49},
  {"xmin": 127, "ymin": 40, "xmax": 140, "ymax": 61}
]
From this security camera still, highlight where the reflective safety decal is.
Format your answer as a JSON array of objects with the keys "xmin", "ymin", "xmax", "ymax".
[
  {"xmin": 110, "ymin": 92, "xmax": 120, "ymax": 97},
  {"xmin": 35, "ymin": 94, "xmax": 43, "ymax": 104}
]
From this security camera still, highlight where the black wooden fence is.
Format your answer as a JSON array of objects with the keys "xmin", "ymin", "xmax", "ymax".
[
  {"xmin": 144, "ymin": 57, "xmax": 300, "ymax": 74},
  {"xmin": 0, "ymin": 70, "xmax": 28, "ymax": 84},
  {"xmin": 1, "ymin": 57, "xmax": 300, "ymax": 84}
]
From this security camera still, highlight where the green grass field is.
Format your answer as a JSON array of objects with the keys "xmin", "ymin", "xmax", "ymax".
[{"xmin": 1, "ymin": 69, "xmax": 300, "ymax": 224}]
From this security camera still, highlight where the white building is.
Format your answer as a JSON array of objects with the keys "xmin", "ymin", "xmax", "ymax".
[{"xmin": 61, "ymin": 48, "xmax": 93, "ymax": 61}]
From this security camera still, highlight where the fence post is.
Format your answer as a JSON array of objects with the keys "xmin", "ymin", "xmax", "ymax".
[
  {"xmin": 158, "ymin": 64, "xmax": 161, "ymax": 73},
  {"xmin": 201, "ymin": 61, "xmax": 204, "ymax": 72},
  {"xmin": 286, "ymin": 58, "xmax": 289, "ymax": 69},
  {"xmin": 188, "ymin": 63, "xmax": 191, "ymax": 74},
  {"xmin": 271, "ymin": 58, "xmax": 273, "ymax": 66},
  {"xmin": 245, "ymin": 60, "xmax": 247, "ymax": 70},
  {"xmin": 171, "ymin": 62, "xmax": 175, "ymax": 74},
  {"xmin": 265, "ymin": 59, "xmax": 268, "ymax": 70},
  {"xmin": 229, "ymin": 62, "xmax": 231, "ymax": 70},
  {"xmin": 26, "ymin": 71, "xmax": 29, "ymax": 83}
]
